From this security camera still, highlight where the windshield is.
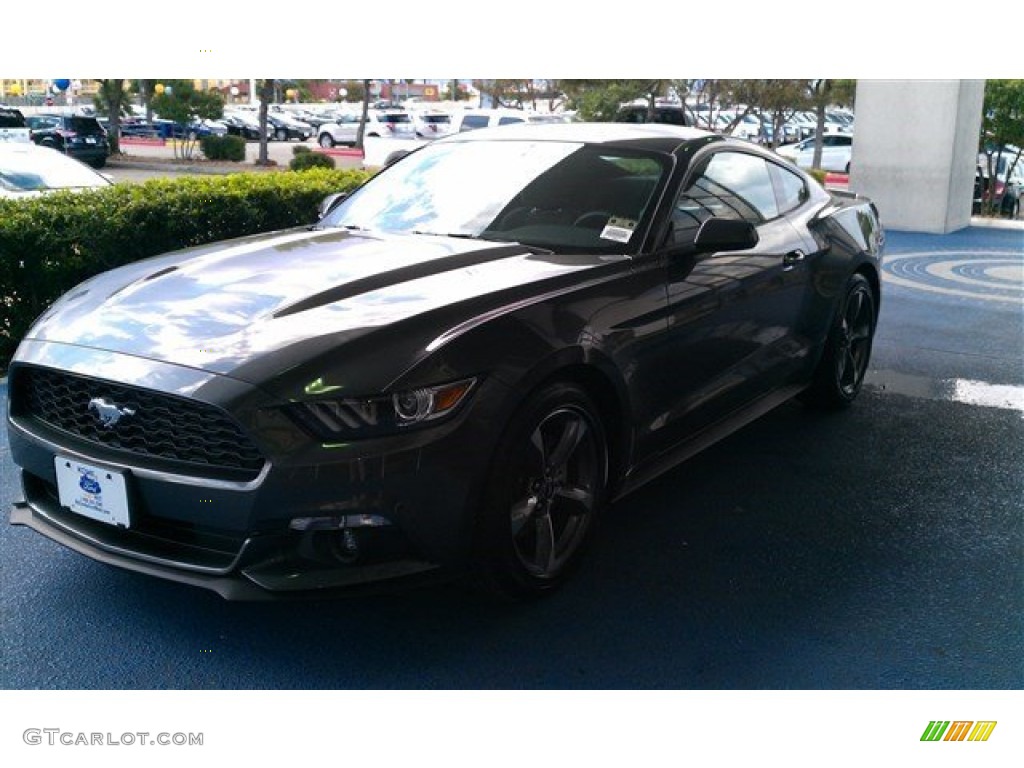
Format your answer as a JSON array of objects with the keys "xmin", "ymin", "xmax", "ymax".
[{"xmin": 321, "ymin": 139, "xmax": 669, "ymax": 254}]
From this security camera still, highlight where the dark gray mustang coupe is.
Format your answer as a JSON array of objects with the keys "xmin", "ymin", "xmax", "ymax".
[{"xmin": 7, "ymin": 123, "xmax": 884, "ymax": 599}]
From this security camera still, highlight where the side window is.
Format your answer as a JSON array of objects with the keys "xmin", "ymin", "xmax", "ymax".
[
  {"xmin": 498, "ymin": 116, "xmax": 524, "ymax": 126},
  {"xmin": 461, "ymin": 115, "xmax": 489, "ymax": 131},
  {"xmin": 670, "ymin": 152, "xmax": 779, "ymax": 245},
  {"xmin": 770, "ymin": 163, "xmax": 809, "ymax": 214},
  {"xmin": 656, "ymin": 109, "xmax": 686, "ymax": 126}
]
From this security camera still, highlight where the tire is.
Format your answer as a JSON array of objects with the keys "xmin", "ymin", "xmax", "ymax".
[
  {"xmin": 89, "ymin": 157, "xmax": 106, "ymax": 169},
  {"xmin": 187, "ymin": 130, "xmax": 198, "ymax": 141},
  {"xmin": 275, "ymin": 128, "xmax": 288, "ymax": 142},
  {"xmin": 801, "ymin": 273, "xmax": 876, "ymax": 409},
  {"xmin": 319, "ymin": 133, "xmax": 334, "ymax": 148},
  {"xmin": 473, "ymin": 382, "xmax": 608, "ymax": 599}
]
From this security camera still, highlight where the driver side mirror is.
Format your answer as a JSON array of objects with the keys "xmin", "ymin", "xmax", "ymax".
[{"xmin": 692, "ymin": 217, "xmax": 759, "ymax": 254}]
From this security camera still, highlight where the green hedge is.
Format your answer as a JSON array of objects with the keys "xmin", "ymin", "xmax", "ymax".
[
  {"xmin": 1, "ymin": 168, "xmax": 369, "ymax": 369},
  {"xmin": 200, "ymin": 134, "xmax": 247, "ymax": 162},
  {"xmin": 290, "ymin": 152, "xmax": 336, "ymax": 171}
]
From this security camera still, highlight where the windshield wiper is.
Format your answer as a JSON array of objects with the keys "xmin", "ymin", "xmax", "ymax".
[
  {"xmin": 410, "ymin": 230, "xmax": 476, "ymax": 239},
  {"xmin": 410, "ymin": 230, "xmax": 556, "ymax": 256}
]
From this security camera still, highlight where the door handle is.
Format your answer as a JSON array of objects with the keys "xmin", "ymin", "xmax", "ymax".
[{"xmin": 782, "ymin": 250, "xmax": 805, "ymax": 270}]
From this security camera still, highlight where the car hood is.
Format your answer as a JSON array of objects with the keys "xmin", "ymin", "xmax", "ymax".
[{"xmin": 26, "ymin": 227, "xmax": 621, "ymax": 390}]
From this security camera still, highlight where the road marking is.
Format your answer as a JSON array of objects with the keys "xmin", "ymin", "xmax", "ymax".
[{"xmin": 883, "ymin": 250, "xmax": 1023, "ymax": 303}]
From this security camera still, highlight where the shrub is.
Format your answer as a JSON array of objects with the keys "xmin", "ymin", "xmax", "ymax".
[
  {"xmin": 290, "ymin": 151, "xmax": 336, "ymax": 172},
  {"xmin": 806, "ymin": 167, "xmax": 828, "ymax": 185},
  {"xmin": 0, "ymin": 168, "xmax": 369, "ymax": 369},
  {"xmin": 293, "ymin": 145, "xmax": 312, "ymax": 156},
  {"xmin": 200, "ymin": 134, "xmax": 247, "ymax": 162}
]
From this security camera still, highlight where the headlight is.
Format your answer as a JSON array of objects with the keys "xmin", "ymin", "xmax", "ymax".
[{"xmin": 283, "ymin": 378, "xmax": 476, "ymax": 440}]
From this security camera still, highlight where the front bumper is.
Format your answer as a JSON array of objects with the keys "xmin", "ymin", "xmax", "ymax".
[{"xmin": 7, "ymin": 348, "xmax": 509, "ymax": 600}]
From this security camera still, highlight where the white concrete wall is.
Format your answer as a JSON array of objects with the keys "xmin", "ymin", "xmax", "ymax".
[{"xmin": 850, "ymin": 80, "xmax": 985, "ymax": 234}]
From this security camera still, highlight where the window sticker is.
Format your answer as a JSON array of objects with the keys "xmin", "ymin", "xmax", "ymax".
[{"xmin": 599, "ymin": 217, "xmax": 637, "ymax": 243}]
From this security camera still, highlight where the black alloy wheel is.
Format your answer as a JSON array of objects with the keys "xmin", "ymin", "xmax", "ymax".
[
  {"xmin": 475, "ymin": 382, "xmax": 608, "ymax": 599},
  {"xmin": 802, "ymin": 273, "xmax": 876, "ymax": 408}
]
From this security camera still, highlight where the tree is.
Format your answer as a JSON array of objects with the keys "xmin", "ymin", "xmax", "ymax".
[
  {"xmin": 133, "ymin": 79, "xmax": 159, "ymax": 121},
  {"xmin": 92, "ymin": 79, "xmax": 130, "ymax": 155},
  {"xmin": 560, "ymin": 80, "xmax": 664, "ymax": 121},
  {"xmin": 256, "ymin": 79, "xmax": 275, "ymax": 166},
  {"xmin": 979, "ymin": 79, "xmax": 1024, "ymax": 216},
  {"xmin": 356, "ymin": 79, "xmax": 371, "ymax": 150},
  {"xmin": 808, "ymin": 79, "xmax": 855, "ymax": 165},
  {"xmin": 150, "ymin": 80, "xmax": 225, "ymax": 160}
]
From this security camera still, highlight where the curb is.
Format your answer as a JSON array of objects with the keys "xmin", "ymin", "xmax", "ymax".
[
  {"xmin": 968, "ymin": 216, "xmax": 1024, "ymax": 231},
  {"xmin": 105, "ymin": 159, "xmax": 271, "ymax": 175}
]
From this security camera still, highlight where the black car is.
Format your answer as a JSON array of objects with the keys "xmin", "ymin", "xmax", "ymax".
[
  {"xmin": 7, "ymin": 123, "xmax": 884, "ymax": 600},
  {"xmin": 221, "ymin": 113, "xmax": 265, "ymax": 141},
  {"xmin": 266, "ymin": 113, "xmax": 313, "ymax": 141},
  {"xmin": 615, "ymin": 103, "xmax": 694, "ymax": 127},
  {"xmin": 25, "ymin": 113, "xmax": 110, "ymax": 168}
]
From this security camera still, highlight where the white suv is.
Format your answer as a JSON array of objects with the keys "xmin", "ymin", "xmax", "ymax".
[
  {"xmin": 775, "ymin": 134, "xmax": 853, "ymax": 173},
  {"xmin": 449, "ymin": 108, "xmax": 567, "ymax": 133},
  {"xmin": 318, "ymin": 110, "xmax": 415, "ymax": 147}
]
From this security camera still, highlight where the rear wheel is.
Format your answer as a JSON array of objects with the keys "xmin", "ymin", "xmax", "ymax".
[
  {"xmin": 474, "ymin": 382, "xmax": 608, "ymax": 599},
  {"xmin": 275, "ymin": 128, "xmax": 288, "ymax": 142},
  {"xmin": 801, "ymin": 273, "xmax": 876, "ymax": 409}
]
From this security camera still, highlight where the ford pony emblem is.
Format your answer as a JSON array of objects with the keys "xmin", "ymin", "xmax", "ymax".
[{"xmin": 88, "ymin": 397, "xmax": 136, "ymax": 429}]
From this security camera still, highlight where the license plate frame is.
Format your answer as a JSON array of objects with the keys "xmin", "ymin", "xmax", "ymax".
[{"xmin": 54, "ymin": 456, "xmax": 131, "ymax": 528}]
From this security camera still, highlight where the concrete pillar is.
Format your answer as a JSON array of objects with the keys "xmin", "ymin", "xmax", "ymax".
[{"xmin": 850, "ymin": 80, "xmax": 985, "ymax": 234}]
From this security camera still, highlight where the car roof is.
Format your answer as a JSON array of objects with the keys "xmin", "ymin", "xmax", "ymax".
[{"xmin": 440, "ymin": 121, "xmax": 715, "ymax": 151}]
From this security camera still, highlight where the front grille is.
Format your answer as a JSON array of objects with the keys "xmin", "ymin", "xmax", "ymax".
[{"xmin": 15, "ymin": 366, "xmax": 265, "ymax": 479}]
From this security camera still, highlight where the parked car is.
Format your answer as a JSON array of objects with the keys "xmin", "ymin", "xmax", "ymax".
[
  {"xmin": 775, "ymin": 133, "xmax": 854, "ymax": 173},
  {"xmin": 117, "ymin": 117, "xmax": 161, "ymax": 139},
  {"xmin": 222, "ymin": 112, "xmax": 267, "ymax": 141},
  {"xmin": 148, "ymin": 118, "xmax": 228, "ymax": 141},
  {"xmin": 614, "ymin": 102, "xmax": 694, "ymax": 127},
  {"xmin": 449, "ymin": 108, "xmax": 567, "ymax": 133},
  {"xmin": 7, "ymin": 123, "xmax": 884, "ymax": 601},
  {"xmin": 317, "ymin": 110, "xmax": 415, "ymax": 147},
  {"xmin": 24, "ymin": 113, "xmax": 110, "ymax": 168},
  {"xmin": 371, "ymin": 110, "xmax": 416, "ymax": 139},
  {"xmin": 0, "ymin": 141, "xmax": 113, "ymax": 198},
  {"xmin": 0, "ymin": 105, "xmax": 30, "ymax": 143},
  {"xmin": 411, "ymin": 111, "xmax": 453, "ymax": 139},
  {"xmin": 266, "ymin": 113, "xmax": 314, "ymax": 142},
  {"xmin": 974, "ymin": 150, "xmax": 1024, "ymax": 218}
]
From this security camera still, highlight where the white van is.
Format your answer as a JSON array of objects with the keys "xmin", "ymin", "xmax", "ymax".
[{"xmin": 448, "ymin": 108, "xmax": 568, "ymax": 133}]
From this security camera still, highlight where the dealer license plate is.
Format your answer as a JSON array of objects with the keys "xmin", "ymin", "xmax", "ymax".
[{"xmin": 54, "ymin": 457, "xmax": 131, "ymax": 527}]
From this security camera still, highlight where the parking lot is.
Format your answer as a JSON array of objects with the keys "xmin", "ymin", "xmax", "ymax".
[{"xmin": 1, "ymin": 223, "xmax": 1020, "ymax": 690}]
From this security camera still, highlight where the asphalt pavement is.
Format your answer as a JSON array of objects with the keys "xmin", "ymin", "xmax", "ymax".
[{"xmin": 1, "ymin": 224, "xmax": 1021, "ymax": 690}]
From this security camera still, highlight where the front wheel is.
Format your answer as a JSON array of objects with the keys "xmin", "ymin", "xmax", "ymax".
[
  {"xmin": 801, "ymin": 273, "xmax": 876, "ymax": 409},
  {"xmin": 275, "ymin": 128, "xmax": 288, "ymax": 142},
  {"xmin": 318, "ymin": 133, "xmax": 334, "ymax": 148},
  {"xmin": 473, "ymin": 382, "xmax": 608, "ymax": 599}
]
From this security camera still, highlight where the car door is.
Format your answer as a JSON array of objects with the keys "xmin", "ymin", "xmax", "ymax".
[{"xmin": 645, "ymin": 148, "xmax": 816, "ymax": 456}]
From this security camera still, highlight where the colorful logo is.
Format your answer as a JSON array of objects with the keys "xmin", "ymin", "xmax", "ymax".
[{"xmin": 921, "ymin": 721, "xmax": 997, "ymax": 742}]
